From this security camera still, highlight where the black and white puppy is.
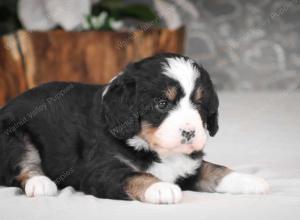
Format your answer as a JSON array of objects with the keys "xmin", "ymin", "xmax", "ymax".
[{"xmin": 0, "ymin": 53, "xmax": 269, "ymax": 204}]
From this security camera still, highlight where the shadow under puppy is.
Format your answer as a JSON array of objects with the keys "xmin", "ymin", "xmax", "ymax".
[{"xmin": 0, "ymin": 53, "xmax": 270, "ymax": 204}]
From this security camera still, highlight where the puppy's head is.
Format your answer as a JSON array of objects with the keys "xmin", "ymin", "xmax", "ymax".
[{"xmin": 102, "ymin": 54, "xmax": 219, "ymax": 156}]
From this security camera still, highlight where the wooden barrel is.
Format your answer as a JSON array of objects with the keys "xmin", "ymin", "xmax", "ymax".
[{"xmin": 0, "ymin": 27, "xmax": 185, "ymax": 105}]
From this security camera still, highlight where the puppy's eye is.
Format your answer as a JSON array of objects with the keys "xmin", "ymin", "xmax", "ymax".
[{"xmin": 157, "ymin": 99, "xmax": 168, "ymax": 110}]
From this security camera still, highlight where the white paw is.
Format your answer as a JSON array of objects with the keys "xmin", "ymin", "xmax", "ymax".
[
  {"xmin": 144, "ymin": 182, "xmax": 182, "ymax": 204},
  {"xmin": 25, "ymin": 176, "xmax": 58, "ymax": 197},
  {"xmin": 216, "ymin": 172, "xmax": 270, "ymax": 194}
]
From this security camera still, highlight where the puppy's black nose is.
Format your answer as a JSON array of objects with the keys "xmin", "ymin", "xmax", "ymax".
[{"xmin": 181, "ymin": 129, "xmax": 195, "ymax": 142}]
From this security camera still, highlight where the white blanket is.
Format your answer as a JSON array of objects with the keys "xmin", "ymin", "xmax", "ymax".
[{"xmin": 1, "ymin": 92, "xmax": 300, "ymax": 220}]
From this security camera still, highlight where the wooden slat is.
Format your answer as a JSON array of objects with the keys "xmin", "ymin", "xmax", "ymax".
[{"xmin": 0, "ymin": 34, "xmax": 27, "ymax": 105}]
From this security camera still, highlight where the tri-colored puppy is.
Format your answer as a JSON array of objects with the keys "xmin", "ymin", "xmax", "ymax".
[{"xmin": 0, "ymin": 53, "xmax": 269, "ymax": 204}]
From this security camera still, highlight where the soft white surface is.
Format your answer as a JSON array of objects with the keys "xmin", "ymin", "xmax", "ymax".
[{"xmin": 1, "ymin": 92, "xmax": 300, "ymax": 220}]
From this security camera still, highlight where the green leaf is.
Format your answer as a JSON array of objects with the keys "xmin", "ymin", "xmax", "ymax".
[
  {"xmin": 120, "ymin": 4, "xmax": 158, "ymax": 22},
  {"xmin": 100, "ymin": 0, "xmax": 124, "ymax": 10},
  {"xmin": 89, "ymin": 1, "xmax": 160, "ymax": 28}
]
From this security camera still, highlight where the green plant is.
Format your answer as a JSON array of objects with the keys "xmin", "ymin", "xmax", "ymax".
[{"xmin": 84, "ymin": 0, "xmax": 158, "ymax": 31}]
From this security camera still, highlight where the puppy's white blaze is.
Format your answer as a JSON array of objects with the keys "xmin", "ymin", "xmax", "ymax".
[
  {"xmin": 158, "ymin": 57, "xmax": 206, "ymax": 152},
  {"xmin": 147, "ymin": 154, "xmax": 201, "ymax": 183},
  {"xmin": 25, "ymin": 176, "xmax": 58, "ymax": 197},
  {"xmin": 216, "ymin": 172, "xmax": 271, "ymax": 194},
  {"xmin": 162, "ymin": 57, "xmax": 200, "ymax": 95},
  {"xmin": 144, "ymin": 182, "xmax": 182, "ymax": 204},
  {"xmin": 127, "ymin": 136, "xmax": 149, "ymax": 151}
]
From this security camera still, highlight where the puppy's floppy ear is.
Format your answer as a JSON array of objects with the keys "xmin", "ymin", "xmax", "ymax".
[
  {"xmin": 206, "ymin": 82, "xmax": 219, "ymax": 136},
  {"xmin": 102, "ymin": 74, "xmax": 140, "ymax": 139},
  {"xmin": 198, "ymin": 66, "xmax": 219, "ymax": 136},
  {"xmin": 207, "ymin": 111, "xmax": 218, "ymax": 136}
]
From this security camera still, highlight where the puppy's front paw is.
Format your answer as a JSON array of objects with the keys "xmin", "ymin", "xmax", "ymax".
[
  {"xmin": 144, "ymin": 182, "xmax": 182, "ymax": 204},
  {"xmin": 216, "ymin": 172, "xmax": 270, "ymax": 194},
  {"xmin": 25, "ymin": 176, "xmax": 58, "ymax": 197}
]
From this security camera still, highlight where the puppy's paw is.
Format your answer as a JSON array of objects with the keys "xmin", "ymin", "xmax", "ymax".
[
  {"xmin": 216, "ymin": 172, "xmax": 270, "ymax": 194},
  {"xmin": 144, "ymin": 182, "xmax": 182, "ymax": 204},
  {"xmin": 25, "ymin": 176, "xmax": 58, "ymax": 197}
]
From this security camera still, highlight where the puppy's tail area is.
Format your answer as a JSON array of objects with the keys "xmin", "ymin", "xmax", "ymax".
[{"xmin": 0, "ymin": 112, "xmax": 25, "ymax": 186}]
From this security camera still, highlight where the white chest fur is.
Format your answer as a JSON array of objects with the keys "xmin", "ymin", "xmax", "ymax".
[{"xmin": 146, "ymin": 154, "xmax": 202, "ymax": 183}]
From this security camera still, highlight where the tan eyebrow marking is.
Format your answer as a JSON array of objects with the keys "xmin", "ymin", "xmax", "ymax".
[
  {"xmin": 165, "ymin": 86, "xmax": 177, "ymax": 101},
  {"xmin": 194, "ymin": 87, "xmax": 203, "ymax": 102}
]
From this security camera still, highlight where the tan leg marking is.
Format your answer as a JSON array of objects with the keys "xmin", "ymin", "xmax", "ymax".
[
  {"xmin": 16, "ymin": 135, "xmax": 44, "ymax": 187},
  {"xmin": 16, "ymin": 170, "xmax": 42, "ymax": 188},
  {"xmin": 124, "ymin": 173, "xmax": 160, "ymax": 201},
  {"xmin": 16, "ymin": 135, "xmax": 57, "ymax": 197},
  {"xmin": 197, "ymin": 160, "xmax": 232, "ymax": 192}
]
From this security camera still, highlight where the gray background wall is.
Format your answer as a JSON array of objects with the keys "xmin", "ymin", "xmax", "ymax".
[
  {"xmin": 183, "ymin": 0, "xmax": 300, "ymax": 91},
  {"xmin": 132, "ymin": 0, "xmax": 300, "ymax": 91}
]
